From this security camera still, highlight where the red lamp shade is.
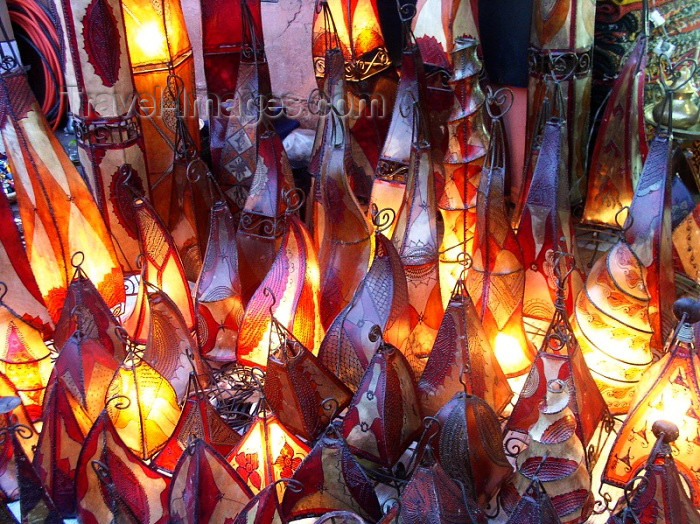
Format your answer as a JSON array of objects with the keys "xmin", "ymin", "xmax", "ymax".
[
  {"xmin": 341, "ymin": 341, "xmax": 423, "ymax": 467},
  {"xmin": 237, "ymin": 216, "xmax": 323, "ymax": 369},
  {"xmin": 169, "ymin": 439, "xmax": 252, "ymax": 523},
  {"xmin": 75, "ymin": 411, "xmax": 170, "ymax": 524},
  {"xmin": 281, "ymin": 427, "xmax": 382, "ymax": 522},
  {"xmin": 195, "ymin": 201, "xmax": 244, "ymax": 363}
]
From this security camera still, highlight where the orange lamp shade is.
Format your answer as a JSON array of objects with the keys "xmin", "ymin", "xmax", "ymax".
[
  {"xmin": 75, "ymin": 411, "xmax": 170, "ymax": 524},
  {"xmin": 237, "ymin": 216, "xmax": 323, "ymax": 369},
  {"xmin": 227, "ymin": 413, "xmax": 309, "ymax": 497},
  {"xmin": 0, "ymin": 372, "xmax": 38, "ymax": 459},
  {"xmin": 318, "ymin": 231, "xmax": 410, "ymax": 391},
  {"xmin": 465, "ymin": 115, "xmax": 534, "ymax": 378},
  {"xmin": 602, "ymin": 316, "xmax": 700, "ymax": 506},
  {"xmin": 0, "ymin": 304, "xmax": 53, "ymax": 422},
  {"xmin": 0, "ymin": 189, "xmax": 52, "ymax": 337},
  {"xmin": 144, "ymin": 288, "xmax": 208, "ymax": 402},
  {"xmin": 312, "ymin": 0, "xmax": 389, "ymax": 82},
  {"xmin": 121, "ymin": 0, "xmax": 200, "ymax": 226},
  {"xmin": 0, "ymin": 70, "xmax": 124, "ymax": 321},
  {"xmin": 392, "ymin": 141, "xmax": 443, "ymax": 379},
  {"xmin": 418, "ymin": 280, "xmax": 512, "ymax": 417},
  {"xmin": 169, "ymin": 439, "xmax": 252, "ymax": 523},
  {"xmin": 122, "ymin": 261, "xmax": 151, "ymax": 344},
  {"xmin": 411, "ymin": 0, "xmax": 480, "ymax": 69},
  {"xmin": 195, "ymin": 201, "xmax": 244, "ymax": 363},
  {"xmin": 106, "ymin": 356, "xmax": 180, "ymax": 460},
  {"xmin": 132, "ymin": 196, "xmax": 195, "ymax": 331},
  {"xmin": 582, "ymin": 37, "xmax": 647, "ymax": 228}
]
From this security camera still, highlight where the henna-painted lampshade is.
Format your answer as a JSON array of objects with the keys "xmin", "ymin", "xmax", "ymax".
[{"xmin": 312, "ymin": 0, "xmax": 390, "ymax": 83}]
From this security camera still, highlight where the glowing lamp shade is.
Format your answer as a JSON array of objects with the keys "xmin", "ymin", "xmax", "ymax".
[
  {"xmin": 312, "ymin": 0, "xmax": 389, "ymax": 82},
  {"xmin": 106, "ymin": 356, "xmax": 180, "ymax": 460},
  {"xmin": 227, "ymin": 413, "xmax": 309, "ymax": 497},
  {"xmin": 602, "ymin": 313, "xmax": 700, "ymax": 506},
  {"xmin": 237, "ymin": 216, "xmax": 323, "ymax": 369},
  {"xmin": 75, "ymin": 411, "xmax": 170, "ymax": 524},
  {"xmin": 0, "ymin": 304, "xmax": 53, "ymax": 421}
]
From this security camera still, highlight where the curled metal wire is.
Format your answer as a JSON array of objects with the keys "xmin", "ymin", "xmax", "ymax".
[{"xmin": 370, "ymin": 205, "xmax": 396, "ymax": 234}]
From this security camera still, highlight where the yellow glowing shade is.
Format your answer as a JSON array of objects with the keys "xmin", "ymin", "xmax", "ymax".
[
  {"xmin": 494, "ymin": 332, "xmax": 532, "ymax": 378},
  {"xmin": 106, "ymin": 357, "xmax": 180, "ymax": 460},
  {"xmin": 133, "ymin": 21, "xmax": 168, "ymax": 62}
]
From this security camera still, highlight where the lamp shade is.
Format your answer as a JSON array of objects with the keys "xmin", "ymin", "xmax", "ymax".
[
  {"xmin": 0, "ymin": 372, "xmax": 38, "ymax": 459},
  {"xmin": 53, "ymin": 0, "xmax": 152, "ymax": 272},
  {"xmin": 265, "ymin": 331, "xmax": 352, "ymax": 442},
  {"xmin": 281, "ymin": 427, "xmax": 382, "ymax": 522},
  {"xmin": 371, "ymin": 44, "xmax": 429, "ymax": 239},
  {"xmin": 502, "ymin": 477, "xmax": 562, "ymax": 524},
  {"xmin": 236, "ymin": 215, "xmax": 323, "ymax": 369},
  {"xmin": 121, "ymin": 0, "xmax": 200, "ymax": 223},
  {"xmin": 392, "ymin": 140, "xmax": 443, "ymax": 379},
  {"xmin": 602, "ymin": 310, "xmax": 700, "ymax": 506},
  {"xmin": 132, "ymin": 196, "xmax": 195, "ymax": 331},
  {"xmin": 106, "ymin": 355, "xmax": 180, "ymax": 460},
  {"xmin": 582, "ymin": 36, "xmax": 648, "ymax": 228},
  {"xmin": 236, "ymin": 131, "xmax": 295, "ymax": 303},
  {"xmin": 434, "ymin": 392, "xmax": 512, "ymax": 507},
  {"xmin": 341, "ymin": 341, "xmax": 423, "ymax": 467},
  {"xmin": 465, "ymin": 115, "xmax": 535, "ymax": 378},
  {"xmin": 169, "ymin": 438, "xmax": 252, "ymax": 523},
  {"xmin": 143, "ymin": 287, "xmax": 208, "ymax": 402},
  {"xmin": 311, "ymin": 0, "xmax": 390, "ymax": 83},
  {"xmin": 227, "ymin": 413, "xmax": 309, "ymax": 496},
  {"xmin": 153, "ymin": 380, "xmax": 241, "ymax": 474},
  {"xmin": 0, "ymin": 188, "xmax": 52, "ymax": 337},
  {"xmin": 195, "ymin": 201, "xmax": 244, "ymax": 363},
  {"xmin": 418, "ymin": 280, "xmax": 512, "ymax": 417},
  {"xmin": 75, "ymin": 411, "xmax": 170, "ymax": 524},
  {"xmin": 318, "ymin": 230, "xmax": 410, "ymax": 391},
  {"xmin": 411, "ymin": 0, "xmax": 479, "ymax": 70},
  {"xmin": 0, "ymin": 70, "xmax": 124, "ymax": 321},
  {"xmin": 33, "ymin": 377, "xmax": 87, "ymax": 517},
  {"xmin": 502, "ymin": 380, "xmax": 593, "ymax": 523}
]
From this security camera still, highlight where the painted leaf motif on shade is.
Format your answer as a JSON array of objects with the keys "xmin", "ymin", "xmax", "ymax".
[{"xmin": 82, "ymin": 0, "xmax": 122, "ymax": 87}]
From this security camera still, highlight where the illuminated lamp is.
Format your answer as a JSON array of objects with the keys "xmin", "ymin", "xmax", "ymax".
[
  {"xmin": 232, "ymin": 479, "xmax": 302, "ymax": 524},
  {"xmin": 0, "ymin": 282, "xmax": 53, "ymax": 422},
  {"xmin": 0, "ymin": 188, "xmax": 52, "ymax": 338},
  {"xmin": 131, "ymin": 196, "xmax": 195, "ymax": 331},
  {"xmin": 0, "ymin": 374, "xmax": 38, "ymax": 459},
  {"xmin": 438, "ymin": 36, "xmax": 489, "ymax": 307},
  {"xmin": 602, "ymin": 299, "xmax": 700, "ymax": 507},
  {"xmin": 236, "ymin": 131, "xmax": 295, "ymax": 303},
  {"xmin": 0, "ymin": 63, "xmax": 124, "ymax": 322},
  {"xmin": 515, "ymin": 119, "xmax": 583, "ymax": 344},
  {"xmin": 572, "ymin": 132, "xmax": 674, "ymax": 414},
  {"xmin": 582, "ymin": 37, "xmax": 647, "ymax": 228},
  {"xmin": 75, "ymin": 410, "xmax": 170, "ymax": 523},
  {"xmin": 392, "ymin": 139, "xmax": 443, "ymax": 379},
  {"xmin": 411, "ymin": 0, "xmax": 479, "ymax": 70},
  {"xmin": 227, "ymin": 411, "xmax": 309, "ymax": 497},
  {"xmin": 318, "ymin": 210, "xmax": 410, "ymax": 391},
  {"xmin": 195, "ymin": 200, "xmax": 244, "ymax": 363},
  {"xmin": 464, "ymin": 91, "xmax": 535, "ymax": 377},
  {"xmin": 312, "ymin": 0, "xmax": 390, "ymax": 83},
  {"xmin": 418, "ymin": 276, "xmax": 512, "ymax": 417},
  {"xmin": 143, "ymin": 287, "xmax": 209, "ymax": 402},
  {"xmin": 106, "ymin": 349, "xmax": 180, "ymax": 460},
  {"xmin": 152, "ymin": 375, "xmax": 240, "ymax": 474},
  {"xmin": 237, "ymin": 215, "xmax": 323, "ymax": 369},
  {"xmin": 53, "ymin": 0, "xmax": 152, "ymax": 273},
  {"xmin": 169, "ymin": 438, "xmax": 252, "ymax": 522},
  {"xmin": 121, "ymin": 0, "xmax": 200, "ymax": 226}
]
